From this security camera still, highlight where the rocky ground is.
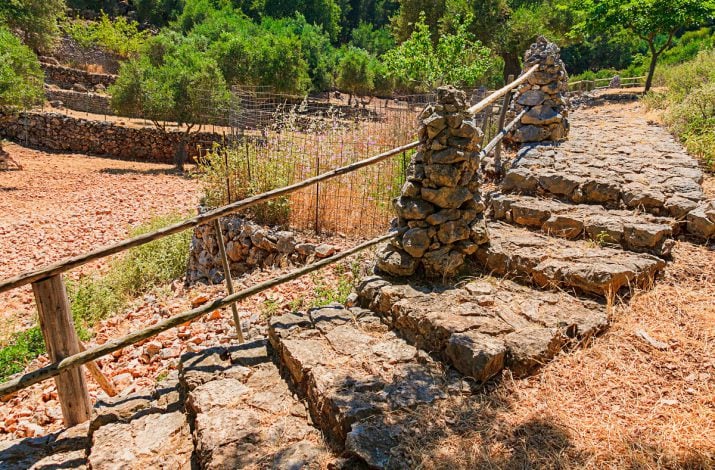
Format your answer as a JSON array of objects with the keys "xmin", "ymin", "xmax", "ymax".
[{"xmin": 0, "ymin": 143, "xmax": 199, "ymax": 340}]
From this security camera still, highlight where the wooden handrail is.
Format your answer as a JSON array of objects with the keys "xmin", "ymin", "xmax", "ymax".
[
  {"xmin": 0, "ymin": 231, "xmax": 396, "ymax": 397},
  {"xmin": 467, "ymin": 64, "xmax": 538, "ymax": 115},
  {"xmin": 0, "ymin": 70, "xmax": 537, "ymax": 295},
  {"xmin": 0, "ymin": 141, "xmax": 419, "ymax": 294},
  {"xmin": 0, "ymin": 69, "xmax": 541, "ymax": 401}
]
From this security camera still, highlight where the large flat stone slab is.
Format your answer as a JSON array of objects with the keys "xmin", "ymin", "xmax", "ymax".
[
  {"xmin": 502, "ymin": 125, "xmax": 705, "ymax": 217},
  {"xmin": 87, "ymin": 377, "xmax": 193, "ymax": 470},
  {"xmin": 475, "ymin": 222, "xmax": 665, "ymax": 297},
  {"xmin": 491, "ymin": 193, "xmax": 677, "ymax": 256},
  {"xmin": 268, "ymin": 306, "xmax": 450, "ymax": 467},
  {"xmin": 179, "ymin": 340, "xmax": 328, "ymax": 469},
  {"xmin": 0, "ymin": 423, "xmax": 89, "ymax": 469},
  {"xmin": 356, "ymin": 275, "xmax": 607, "ymax": 381}
]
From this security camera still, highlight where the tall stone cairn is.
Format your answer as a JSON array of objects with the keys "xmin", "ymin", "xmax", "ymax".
[
  {"xmin": 375, "ymin": 86, "xmax": 489, "ymax": 278},
  {"xmin": 509, "ymin": 36, "xmax": 570, "ymax": 143}
]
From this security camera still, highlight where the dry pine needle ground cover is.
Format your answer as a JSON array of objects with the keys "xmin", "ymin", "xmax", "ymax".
[{"xmin": 394, "ymin": 237, "xmax": 714, "ymax": 469}]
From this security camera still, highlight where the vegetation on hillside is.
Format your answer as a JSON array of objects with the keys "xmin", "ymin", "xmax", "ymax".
[
  {"xmin": 0, "ymin": 25, "xmax": 44, "ymax": 111},
  {"xmin": 645, "ymin": 49, "xmax": 715, "ymax": 169}
]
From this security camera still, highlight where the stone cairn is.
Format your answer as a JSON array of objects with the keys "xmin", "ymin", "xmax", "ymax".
[
  {"xmin": 376, "ymin": 86, "xmax": 489, "ymax": 278},
  {"xmin": 509, "ymin": 36, "xmax": 570, "ymax": 143}
]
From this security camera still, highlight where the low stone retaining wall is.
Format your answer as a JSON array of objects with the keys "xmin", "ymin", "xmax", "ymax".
[
  {"xmin": 187, "ymin": 215, "xmax": 339, "ymax": 285},
  {"xmin": 0, "ymin": 112, "xmax": 223, "ymax": 163},
  {"xmin": 41, "ymin": 63, "xmax": 117, "ymax": 91},
  {"xmin": 45, "ymin": 88, "xmax": 113, "ymax": 115}
]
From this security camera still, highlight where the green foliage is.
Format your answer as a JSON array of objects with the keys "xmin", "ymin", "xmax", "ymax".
[
  {"xmin": 198, "ymin": 145, "xmax": 293, "ymax": 226},
  {"xmin": 350, "ymin": 22, "xmax": 394, "ymax": 56},
  {"xmin": 0, "ymin": 327, "xmax": 45, "ymax": 381},
  {"xmin": 646, "ymin": 48, "xmax": 715, "ymax": 169},
  {"xmin": 382, "ymin": 14, "xmax": 496, "ymax": 91},
  {"xmin": 110, "ymin": 34, "xmax": 231, "ymax": 130},
  {"xmin": 0, "ymin": 26, "xmax": 44, "ymax": 110},
  {"xmin": 67, "ymin": 213, "xmax": 192, "ymax": 332},
  {"xmin": 582, "ymin": 0, "xmax": 715, "ymax": 90},
  {"xmin": 337, "ymin": 46, "xmax": 376, "ymax": 99},
  {"xmin": 133, "ymin": 0, "xmax": 185, "ymax": 26},
  {"xmin": 0, "ymin": 0, "xmax": 66, "ymax": 53},
  {"xmin": 62, "ymin": 13, "xmax": 150, "ymax": 57},
  {"xmin": 263, "ymin": 0, "xmax": 342, "ymax": 41}
]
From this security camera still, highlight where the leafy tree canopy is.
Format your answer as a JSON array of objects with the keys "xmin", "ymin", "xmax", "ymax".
[
  {"xmin": 109, "ymin": 36, "xmax": 231, "ymax": 132},
  {"xmin": 383, "ymin": 13, "xmax": 496, "ymax": 91},
  {"xmin": 0, "ymin": 25, "xmax": 44, "ymax": 110},
  {"xmin": 0, "ymin": 0, "xmax": 66, "ymax": 53},
  {"xmin": 582, "ymin": 0, "xmax": 715, "ymax": 90}
]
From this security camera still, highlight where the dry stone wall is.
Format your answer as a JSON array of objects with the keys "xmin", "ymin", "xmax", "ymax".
[
  {"xmin": 509, "ymin": 36, "xmax": 570, "ymax": 143},
  {"xmin": 44, "ymin": 87, "xmax": 112, "ymax": 115},
  {"xmin": 0, "ymin": 111, "xmax": 222, "ymax": 163},
  {"xmin": 40, "ymin": 62, "xmax": 117, "ymax": 91},
  {"xmin": 376, "ymin": 86, "xmax": 489, "ymax": 278},
  {"xmin": 187, "ymin": 215, "xmax": 339, "ymax": 284}
]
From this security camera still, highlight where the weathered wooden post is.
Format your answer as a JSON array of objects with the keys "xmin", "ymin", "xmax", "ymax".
[
  {"xmin": 494, "ymin": 74, "xmax": 515, "ymax": 174},
  {"xmin": 212, "ymin": 219, "xmax": 245, "ymax": 343},
  {"xmin": 32, "ymin": 275, "xmax": 92, "ymax": 426}
]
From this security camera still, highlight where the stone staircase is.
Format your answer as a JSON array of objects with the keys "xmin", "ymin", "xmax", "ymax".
[{"xmin": 3, "ymin": 101, "xmax": 714, "ymax": 469}]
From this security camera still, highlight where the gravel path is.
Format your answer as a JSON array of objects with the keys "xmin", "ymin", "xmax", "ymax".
[{"xmin": 0, "ymin": 143, "xmax": 199, "ymax": 338}]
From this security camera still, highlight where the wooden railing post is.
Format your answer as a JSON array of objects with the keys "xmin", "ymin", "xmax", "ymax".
[
  {"xmin": 32, "ymin": 275, "xmax": 91, "ymax": 426},
  {"xmin": 213, "ymin": 218, "xmax": 245, "ymax": 343},
  {"xmin": 494, "ymin": 74, "xmax": 515, "ymax": 175}
]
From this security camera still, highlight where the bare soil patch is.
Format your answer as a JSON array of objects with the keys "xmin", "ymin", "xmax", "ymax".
[{"xmin": 0, "ymin": 142, "xmax": 199, "ymax": 338}]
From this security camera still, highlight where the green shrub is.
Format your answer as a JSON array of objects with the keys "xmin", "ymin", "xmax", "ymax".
[
  {"xmin": 0, "ymin": 327, "xmax": 45, "ymax": 381},
  {"xmin": 68, "ymin": 213, "xmax": 192, "ymax": 332},
  {"xmin": 198, "ymin": 145, "xmax": 293, "ymax": 226},
  {"xmin": 0, "ymin": 26, "xmax": 44, "ymax": 110},
  {"xmin": 646, "ymin": 48, "xmax": 715, "ymax": 170},
  {"xmin": 63, "ymin": 13, "xmax": 150, "ymax": 58}
]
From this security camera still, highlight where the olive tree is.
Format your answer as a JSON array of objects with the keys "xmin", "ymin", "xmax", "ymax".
[
  {"xmin": 110, "ymin": 38, "xmax": 230, "ymax": 169},
  {"xmin": 0, "ymin": 25, "xmax": 44, "ymax": 156},
  {"xmin": 584, "ymin": 0, "xmax": 715, "ymax": 91}
]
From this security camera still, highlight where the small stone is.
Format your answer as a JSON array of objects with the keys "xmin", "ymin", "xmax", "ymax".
[
  {"xmin": 421, "ymin": 187, "xmax": 472, "ymax": 209},
  {"xmin": 394, "ymin": 197, "xmax": 435, "ymax": 219},
  {"xmin": 437, "ymin": 220, "xmax": 470, "ymax": 244},
  {"xmin": 376, "ymin": 244, "xmax": 418, "ymax": 277},
  {"xmin": 402, "ymin": 228, "xmax": 432, "ymax": 258},
  {"xmin": 315, "ymin": 244, "xmax": 337, "ymax": 258}
]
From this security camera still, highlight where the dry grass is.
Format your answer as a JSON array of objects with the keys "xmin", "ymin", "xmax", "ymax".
[{"xmin": 394, "ymin": 239, "xmax": 714, "ymax": 469}]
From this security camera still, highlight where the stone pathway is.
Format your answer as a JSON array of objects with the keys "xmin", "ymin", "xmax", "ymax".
[{"xmin": 1, "ymin": 99, "xmax": 714, "ymax": 469}]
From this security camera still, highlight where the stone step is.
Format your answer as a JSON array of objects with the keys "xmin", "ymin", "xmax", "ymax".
[
  {"xmin": 356, "ymin": 275, "xmax": 607, "ymax": 382},
  {"xmin": 86, "ymin": 374, "xmax": 194, "ymax": 469},
  {"xmin": 501, "ymin": 143, "xmax": 705, "ymax": 218},
  {"xmin": 491, "ymin": 193, "xmax": 677, "ymax": 257},
  {"xmin": 476, "ymin": 221, "xmax": 666, "ymax": 298},
  {"xmin": 268, "ymin": 306, "xmax": 454, "ymax": 468},
  {"xmin": 179, "ymin": 339, "xmax": 328, "ymax": 469}
]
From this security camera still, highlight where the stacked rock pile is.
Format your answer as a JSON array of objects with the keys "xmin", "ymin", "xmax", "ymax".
[
  {"xmin": 187, "ymin": 215, "xmax": 338, "ymax": 284},
  {"xmin": 509, "ymin": 36, "xmax": 570, "ymax": 143},
  {"xmin": 376, "ymin": 86, "xmax": 489, "ymax": 278}
]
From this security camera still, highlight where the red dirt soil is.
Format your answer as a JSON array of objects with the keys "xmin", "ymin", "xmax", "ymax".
[{"xmin": 0, "ymin": 142, "xmax": 199, "ymax": 338}]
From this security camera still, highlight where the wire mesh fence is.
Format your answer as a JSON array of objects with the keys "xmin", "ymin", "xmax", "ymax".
[{"xmin": 26, "ymin": 82, "xmax": 504, "ymax": 237}]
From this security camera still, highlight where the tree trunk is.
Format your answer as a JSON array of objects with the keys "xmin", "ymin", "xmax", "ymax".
[
  {"xmin": 501, "ymin": 51, "xmax": 522, "ymax": 84},
  {"xmin": 645, "ymin": 46, "xmax": 659, "ymax": 93}
]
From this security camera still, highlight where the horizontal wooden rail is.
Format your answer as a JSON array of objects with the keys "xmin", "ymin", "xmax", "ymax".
[
  {"xmin": 0, "ymin": 231, "xmax": 397, "ymax": 397},
  {"xmin": 0, "ymin": 70, "xmax": 537, "ymax": 295},
  {"xmin": 467, "ymin": 64, "xmax": 538, "ymax": 115},
  {"xmin": 480, "ymin": 109, "xmax": 527, "ymax": 157},
  {"xmin": 0, "ymin": 141, "xmax": 419, "ymax": 294}
]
